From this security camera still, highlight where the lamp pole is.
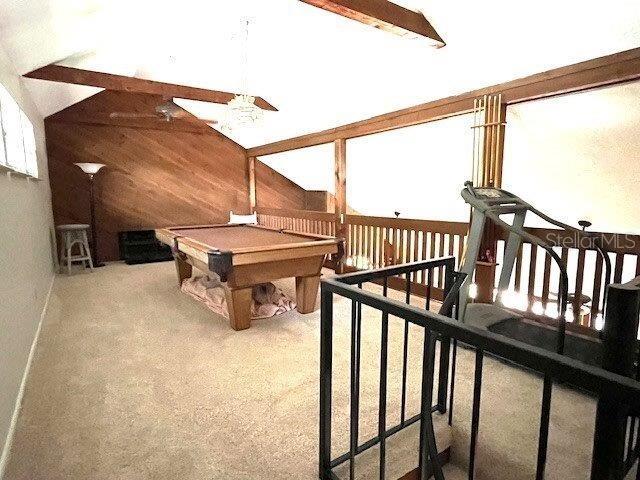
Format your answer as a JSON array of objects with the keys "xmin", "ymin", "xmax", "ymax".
[{"xmin": 75, "ymin": 163, "xmax": 106, "ymax": 267}]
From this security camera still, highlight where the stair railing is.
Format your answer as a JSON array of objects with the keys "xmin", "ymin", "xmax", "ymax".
[{"xmin": 320, "ymin": 260, "xmax": 640, "ymax": 480}]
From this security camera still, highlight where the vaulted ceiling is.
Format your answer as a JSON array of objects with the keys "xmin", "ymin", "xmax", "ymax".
[{"xmin": 1, "ymin": 0, "xmax": 639, "ymax": 148}]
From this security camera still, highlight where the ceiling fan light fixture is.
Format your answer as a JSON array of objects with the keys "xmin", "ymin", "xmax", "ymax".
[{"xmin": 227, "ymin": 94, "xmax": 263, "ymax": 126}]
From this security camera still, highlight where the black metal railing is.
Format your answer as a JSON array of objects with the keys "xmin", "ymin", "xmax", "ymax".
[
  {"xmin": 320, "ymin": 257, "xmax": 460, "ymax": 480},
  {"xmin": 319, "ymin": 258, "xmax": 640, "ymax": 480}
]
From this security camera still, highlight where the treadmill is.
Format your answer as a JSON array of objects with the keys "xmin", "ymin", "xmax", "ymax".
[{"xmin": 458, "ymin": 182, "xmax": 612, "ymax": 366}]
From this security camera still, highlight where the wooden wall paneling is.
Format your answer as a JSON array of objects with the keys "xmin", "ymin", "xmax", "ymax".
[
  {"xmin": 304, "ymin": 190, "xmax": 333, "ymax": 212},
  {"xmin": 48, "ymin": 123, "xmax": 249, "ymax": 260},
  {"xmin": 254, "ymin": 159, "xmax": 307, "ymax": 210},
  {"xmin": 46, "ymin": 91, "xmax": 308, "ymax": 261}
]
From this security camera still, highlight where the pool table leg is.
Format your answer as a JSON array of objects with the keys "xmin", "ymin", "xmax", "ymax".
[
  {"xmin": 174, "ymin": 255, "xmax": 192, "ymax": 286},
  {"xmin": 295, "ymin": 275, "xmax": 321, "ymax": 314},
  {"xmin": 226, "ymin": 287, "xmax": 253, "ymax": 331}
]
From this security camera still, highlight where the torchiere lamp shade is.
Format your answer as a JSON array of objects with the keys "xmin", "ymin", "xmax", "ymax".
[{"xmin": 74, "ymin": 163, "xmax": 106, "ymax": 175}]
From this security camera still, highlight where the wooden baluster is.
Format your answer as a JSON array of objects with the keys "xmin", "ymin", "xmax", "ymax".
[
  {"xmin": 448, "ymin": 234, "xmax": 455, "ymax": 268},
  {"xmin": 352, "ymin": 223, "xmax": 358, "ymax": 264},
  {"xmin": 429, "ymin": 231, "xmax": 436, "ymax": 260},
  {"xmin": 374, "ymin": 226, "xmax": 380, "ymax": 269},
  {"xmin": 367, "ymin": 225, "xmax": 373, "ymax": 268},
  {"xmin": 592, "ymin": 255, "xmax": 604, "ymax": 324},
  {"xmin": 614, "ymin": 253, "xmax": 624, "ymax": 283},
  {"xmin": 575, "ymin": 249, "xmax": 586, "ymax": 324},
  {"xmin": 421, "ymin": 231, "xmax": 428, "ymax": 284},
  {"xmin": 438, "ymin": 233, "xmax": 445, "ymax": 288},
  {"xmin": 413, "ymin": 230, "xmax": 419, "ymax": 282},
  {"xmin": 379, "ymin": 227, "xmax": 385, "ymax": 266},
  {"xmin": 541, "ymin": 255, "xmax": 552, "ymax": 312}
]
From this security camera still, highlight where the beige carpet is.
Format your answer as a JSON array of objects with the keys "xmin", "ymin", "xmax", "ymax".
[{"xmin": 3, "ymin": 261, "xmax": 602, "ymax": 479}]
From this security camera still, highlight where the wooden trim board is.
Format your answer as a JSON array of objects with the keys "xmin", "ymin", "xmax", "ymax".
[
  {"xmin": 25, "ymin": 64, "xmax": 278, "ymax": 111},
  {"xmin": 299, "ymin": 0, "xmax": 444, "ymax": 45}
]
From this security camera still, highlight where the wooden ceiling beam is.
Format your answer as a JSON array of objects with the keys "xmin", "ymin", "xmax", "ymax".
[
  {"xmin": 299, "ymin": 0, "xmax": 444, "ymax": 46},
  {"xmin": 24, "ymin": 64, "xmax": 278, "ymax": 111},
  {"xmin": 247, "ymin": 47, "xmax": 640, "ymax": 157}
]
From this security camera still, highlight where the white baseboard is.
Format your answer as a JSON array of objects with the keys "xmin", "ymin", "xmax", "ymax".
[{"xmin": 0, "ymin": 275, "xmax": 55, "ymax": 479}]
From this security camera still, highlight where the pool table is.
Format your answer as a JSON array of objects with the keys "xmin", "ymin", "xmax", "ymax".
[{"xmin": 155, "ymin": 224, "xmax": 343, "ymax": 330}]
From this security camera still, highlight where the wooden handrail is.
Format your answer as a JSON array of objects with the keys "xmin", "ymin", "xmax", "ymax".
[
  {"xmin": 255, "ymin": 207, "xmax": 337, "ymax": 222},
  {"xmin": 346, "ymin": 214, "xmax": 468, "ymax": 234}
]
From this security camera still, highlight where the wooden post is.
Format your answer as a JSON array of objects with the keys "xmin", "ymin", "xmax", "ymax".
[
  {"xmin": 334, "ymin": 139, "xmax": 347, "ymax": 272},
  {"xmin": 247, "ymin": 156, "xmax": 256, "ymax": 212}
]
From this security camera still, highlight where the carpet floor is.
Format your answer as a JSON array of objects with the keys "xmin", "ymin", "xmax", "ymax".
[{"xmin": 3, "ymin": 261, "xmax": 601, "ymax": 479}]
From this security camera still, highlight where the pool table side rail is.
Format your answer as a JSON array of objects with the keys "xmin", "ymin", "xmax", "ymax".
[
  {"xmin": 155, "ymin": 227, "xmax": 343, "ymax": 281},
  {"xmin": 158, "ymin": 223, "xmax": 337, "ymax": 242}
]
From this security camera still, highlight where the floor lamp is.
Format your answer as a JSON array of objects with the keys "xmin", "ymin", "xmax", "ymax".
[{"xmin": 75, "ymin": 162, "xmax": 106, "ymax": 267}]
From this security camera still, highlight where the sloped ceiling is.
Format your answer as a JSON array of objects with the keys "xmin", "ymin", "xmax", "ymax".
[{"xmin": 1, "ymin": 0, "xmax": 639, "ymax": 148}]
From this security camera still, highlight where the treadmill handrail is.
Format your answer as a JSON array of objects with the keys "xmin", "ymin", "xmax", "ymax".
[
  {"xmin": 463, "ymin": 182, "xmax": 612, "ymax": 291},
  {"xmin": 461, "ymin": 182, "xmax": 613, "ymax": 353}
]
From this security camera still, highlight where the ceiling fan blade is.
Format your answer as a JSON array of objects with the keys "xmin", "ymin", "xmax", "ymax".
[{"xmin": 109, "ymin": 112, "xmax": 160, "ymax": 119}]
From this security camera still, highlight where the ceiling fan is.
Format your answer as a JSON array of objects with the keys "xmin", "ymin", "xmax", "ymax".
[{"xmin": 109, "ymin": 100, "xmax": 218, "ymax": 124}]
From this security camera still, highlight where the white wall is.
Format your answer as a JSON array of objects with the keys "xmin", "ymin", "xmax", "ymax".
[
  {"xmin": 261, "ymin": 115, "xmax": 474, "ymax": 220},
  {"xmin": 258, "ymin": 143, "xmax": 335, "ymax": 193},
  {"xmin": 503, "ymin": 80, "xmax": 640, "ymax": 234},
  {"xmin": 346, "ymin": 115, "xmax": 473, "ymax": 220},
  {"xmin": 0, "ymin": 46, "xmax": 55, "ymax": 473}
]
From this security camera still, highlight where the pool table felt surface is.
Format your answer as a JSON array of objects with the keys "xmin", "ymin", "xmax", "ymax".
[{"xmin": 165, "ymin": 225, "xmax": 329, "ymax": 251}]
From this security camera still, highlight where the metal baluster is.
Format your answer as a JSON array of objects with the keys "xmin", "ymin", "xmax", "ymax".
[
  {"xmin": 469, "ymin": 349, "xmax": 484, "ymax": 480},
  {"xmin": 349, "ymin": 299, "xmax": 360, "ymax": 479},
  {"xmin": 448, "ymin": 339, "xmax": 457, "ymax": 426},
  {"xmin": 379, "ymin": 309, "xmax": 389, "ymax": 480},
  {"xmin": 535, "ymin": 376, "xmax": 553, "ymax": 480},
  {"xmin": 319, "ymin": 287, "xmax": 333, "ymax": 479},
  {"xmin": 419, "ymin": 329, "xmax": 445, "ymax": 480},
  {"xmin": 401, "ymin": 273, "xmax": 410, "ymax": 425}
]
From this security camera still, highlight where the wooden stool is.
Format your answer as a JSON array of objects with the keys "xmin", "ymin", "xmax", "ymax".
[{"xmin": 56, "ymin": 224, "xmax": 94, "ymax": 274}]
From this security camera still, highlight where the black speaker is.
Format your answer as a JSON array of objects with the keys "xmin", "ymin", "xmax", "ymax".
[{"xmin": 118, "ymin": 230, "xmax": 173, "ymax": 265}]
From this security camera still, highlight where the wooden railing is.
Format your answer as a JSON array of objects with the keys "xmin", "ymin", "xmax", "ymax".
[
  {"xmin": 256, "ymin": 207, "xmax": 640, "ymax": 331},
  {"xmin": 496, "ymin": 227, "xmax": 640, "ymax": 330},
  {"xmin": 256, "ymin": 207, "xmax": 338, "ymax": 236},
  {"xmin": 345, "ymin": 214, "xmax": 468, "ymax": 290},
  {"xmin": 256, "ymin": 208, "xmax": 468, "ymax": 295}
]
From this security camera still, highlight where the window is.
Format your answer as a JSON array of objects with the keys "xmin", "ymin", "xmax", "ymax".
[
  {"xmin": 21, "ymin": 112, "xmax": 38, "ymax": 177},
  {"xmin": 0, "ymin": 96, "xmax": 5, "ymax": 166},
  {"xmin": 0, "ymin": 83, "xmax": 38, "ymax": 178}
]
